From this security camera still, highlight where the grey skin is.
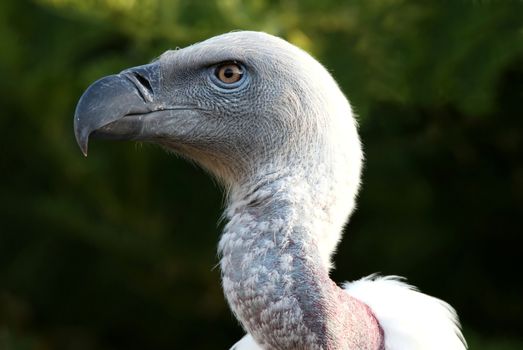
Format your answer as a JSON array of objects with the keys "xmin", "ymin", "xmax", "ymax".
[{"xmin": 74, "ymin": 31, "xmax": 384, "ymax": 349}]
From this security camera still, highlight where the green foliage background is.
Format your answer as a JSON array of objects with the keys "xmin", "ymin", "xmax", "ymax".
[{"xmin": 1, "ymin": 0, "xmax": 522, "ymax": 349}]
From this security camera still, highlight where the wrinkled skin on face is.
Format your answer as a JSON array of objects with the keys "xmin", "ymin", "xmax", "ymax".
[{"xmin": 75, "ymin": 32, "xmax": 361, "ymax": 192}]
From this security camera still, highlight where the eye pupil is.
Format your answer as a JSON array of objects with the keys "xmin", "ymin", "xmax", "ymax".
[
  {"xmin": 224, "ymin": 68, "xmax": 234, "ymax": 78},
  {"xmin": 215, "ymin": 63, "xmax": 244, "ymax": 85}
]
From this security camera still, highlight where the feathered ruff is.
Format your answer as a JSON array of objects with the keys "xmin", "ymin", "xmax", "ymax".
[
  {"xmin": 230, "ymin": 275, "xmax": 467, "ymax": 350},
  {"xmin": 230, "ymin": 334, "xmax": 262, "ymax": 350},
  {"xmin": 344, "ymin": 274, "xmax": 467, "ymax": 350}
]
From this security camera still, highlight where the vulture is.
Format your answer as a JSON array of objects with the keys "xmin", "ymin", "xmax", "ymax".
[{"xmin": 74, "ymin": 31, "xmax": 467, "ymax": 350}]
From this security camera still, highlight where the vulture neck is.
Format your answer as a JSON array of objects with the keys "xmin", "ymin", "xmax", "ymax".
[{"xmin": 219, "ymin": 171, "xmax": 384, "ymax": 349}]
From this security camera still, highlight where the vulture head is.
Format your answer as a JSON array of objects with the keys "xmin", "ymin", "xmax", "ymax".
[
  {"xmin": 75, "ymin": 31, "xmax": 361, "ymax": 268},
  {"xmin": 74, "ymin": 31, "xmax": 466, "ymax": 350}
]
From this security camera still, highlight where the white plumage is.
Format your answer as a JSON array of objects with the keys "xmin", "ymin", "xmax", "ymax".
[
  {"xmin": 231, "ymin": 334, "xmax": 261, "ymax": 350},
  {"xmin": 344, "ymin": 275, "xmax": 466, "ymax": 350}
]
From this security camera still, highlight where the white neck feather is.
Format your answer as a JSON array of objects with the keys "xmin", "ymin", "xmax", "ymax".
[
  {"xmin": 344, "ymin": 275, "xmax": 467, "ymax": 350},
  {"xmin": 223, "ymin": 172, "xmax": 467, "ymax": 350},
  {"xmin": 219, "ymin": 174, "xmax": 383, "ymax": 350}
]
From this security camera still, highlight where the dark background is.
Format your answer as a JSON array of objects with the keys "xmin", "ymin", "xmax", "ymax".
[{"xmin": 1, "ymin": 0, "xmax": 522, "ymax": 349}]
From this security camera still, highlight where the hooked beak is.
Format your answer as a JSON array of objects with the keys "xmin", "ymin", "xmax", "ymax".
[{"xmin": 74, "ymin": 62, "xmax": 164, "ymax": 156}]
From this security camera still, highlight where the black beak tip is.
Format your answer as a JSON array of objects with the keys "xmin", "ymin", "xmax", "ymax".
[
  {"xmin": 74, "ymin": 115, "xmax": 90, "ymax": 157},
  {"xmin": 73, "ymin": 64, "xmax": 160, "ymax": 157},
  {"xmin": 80, "ymin": 142, "xmax": 89, "ymax": 157}
]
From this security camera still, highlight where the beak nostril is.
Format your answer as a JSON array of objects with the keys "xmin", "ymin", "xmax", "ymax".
[{"xmin": 133, "ymin": 72, "xmax": 154, "ymax": 95}]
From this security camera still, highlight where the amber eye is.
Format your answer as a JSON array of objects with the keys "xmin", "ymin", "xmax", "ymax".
[{"xmin": 215, "ymin": 63, "xmax": 244, "ymax": 84}]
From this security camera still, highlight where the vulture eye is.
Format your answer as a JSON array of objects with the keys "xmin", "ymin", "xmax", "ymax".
[{"xmin": 213, "ymin": 63, "xmax": 245, "ymax": 87}]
